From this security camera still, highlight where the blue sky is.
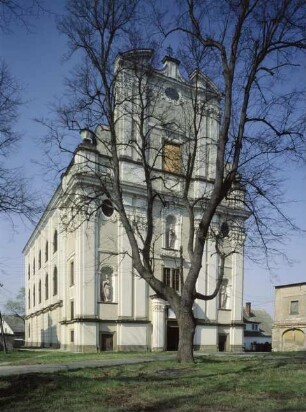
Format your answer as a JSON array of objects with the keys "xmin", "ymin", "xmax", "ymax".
[{"xmin": 0, "ymin": 1, "xmax": 305, "ymax": 315}]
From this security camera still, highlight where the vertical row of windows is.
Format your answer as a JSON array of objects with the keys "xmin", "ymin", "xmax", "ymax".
[{"xmin": 27, "ymin": 230, "xmax": 58, "ymax": 311}]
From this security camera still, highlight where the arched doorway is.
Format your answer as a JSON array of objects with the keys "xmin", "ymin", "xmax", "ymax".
[{"xmin": 282, "ymin": 329, "xmax": 305, "ymax": 351}]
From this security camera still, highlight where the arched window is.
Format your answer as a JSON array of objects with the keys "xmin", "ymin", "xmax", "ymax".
[
  {"xmin": 45, "ymin": 274, "xmax": 49, "ymax": 300},
  {"xmin": 53, "ymin": 266, "xmax": 58, "ymax": 296},
  {"xmin": 38, "ymin": 250, "xmax": 42, "ymax": 269},
  {"xmin": 165, "ymin": 215, "xmax": 177, "ymax": 249},
  {"xmin": 28, "ymin": 264, "xmax": 30, "ymax": 280},
  {"xmin": 53, "ymin": 230, "xmax": 58, "ymax": 253},
  {"xmin": 70, "ymin": 260, "xmax": 74, "ymax": 286},
  {"xmin": 33, "ymin": 258, "xmax": 35, "ymax": 275},
  {"xmin": 45, "ymin": 241, "xmax": 49, "ymax": 262},
  {"xmin": 101, "ymin": 199, "xmax": 114, "ymax": 217},
  {"xmin": 33, "ymin": 285, "xmax": 36, "ymax": 307},
  {"xmin": 38, "ymin": 280, "xmax": 42, "ymax": 304},
  {"xmin": 100, "ymin": 267, "xmax": 113, "ymax": 302}
]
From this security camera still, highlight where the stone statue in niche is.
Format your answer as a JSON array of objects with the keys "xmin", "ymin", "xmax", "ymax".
[
  {"xmin": 167, "ymin": 224, "xmax": 176, "ymax": 249},
  {"xmin": 219, "ymin": 282, "xmax": 230, "ymax": 309},
  {"xmin": 101, "ymin": 274, "xmax": 112, "ymax": 302}
]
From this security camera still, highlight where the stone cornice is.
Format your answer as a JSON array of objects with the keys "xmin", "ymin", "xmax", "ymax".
[
  {"xmin": 273, "ymin": 321, "xmax": 306, "ymax": 328},
  {"xmin": 25, "ymin": 300, "xmax": 63, "ymax": 319},
  {"xmin": 60, "ymin": 318, "xmax": 150, "ymax": 325}
]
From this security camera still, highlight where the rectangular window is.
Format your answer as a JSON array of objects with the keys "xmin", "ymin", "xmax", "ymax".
[
  {"xmin": 163, "ymin": 268, "xmax": 171, "ymax": 287},
  {"xmin": 163, "ymin": 267, "xmax": 180, "ymax": 291},
  {"xmin": 172, "ymin": 269, "xmax": 180, "ymax": 291},
  {"xmin": 70, "ymin": 330, "xmax": 74, "ymax": 343},
  {"xmin": 163, "ymin": 142, "xmax": 181, "ymax": 173},
  {"xmin": 252, "ymin": 324, "xmax": 258, "ymax": 331},
  {"xmin": 70, "ymin": 261, "xmax": 74, "ymax": 286},
  {"xmin": 290, "ymin": 300, "xmax": 299, "ymax": 314}
]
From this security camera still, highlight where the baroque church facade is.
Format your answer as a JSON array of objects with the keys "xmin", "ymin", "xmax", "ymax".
[{"xmin": 24, "ymin": 50, "xmax": 248, "ymax": 352}]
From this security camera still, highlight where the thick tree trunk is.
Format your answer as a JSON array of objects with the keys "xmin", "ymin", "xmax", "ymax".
[{"xmin": 176, "ymin": 309, "xmax": 196, "ymax": 363}]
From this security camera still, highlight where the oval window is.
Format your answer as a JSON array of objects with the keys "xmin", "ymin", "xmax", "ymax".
[
  {"xmin": 165, "ymin": 87, "xmax": 179, "ymax": 101},
  {"xmin": 101, "ymin": 199, "xmax": 114, "ymax": 217}
]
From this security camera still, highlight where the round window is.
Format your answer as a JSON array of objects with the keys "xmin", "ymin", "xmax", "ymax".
[
  {"xmin": 101, "ymin": 199, "xmax": 114, "ymax": 217},
  {"xmin": 165, "ymin": 87, "xmax": 179, "ymax": 101}
]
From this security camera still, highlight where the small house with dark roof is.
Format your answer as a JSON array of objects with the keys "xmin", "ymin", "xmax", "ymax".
[
  {"xmin": 243, "ymin": 302, "xmax": 273, "ymax": 351},
  {"xmin": 0, "ymin": 315, "xmax": 25, "ymax": 350}
]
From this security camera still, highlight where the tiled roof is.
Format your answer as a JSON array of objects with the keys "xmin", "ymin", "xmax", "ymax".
[
  {"xmin": 243, "ymin": 309, "xmax": 273, "ymax": 337},
  {"xmin": 2, "ymin": 315, "xmax": 25, "ymax": 333}
]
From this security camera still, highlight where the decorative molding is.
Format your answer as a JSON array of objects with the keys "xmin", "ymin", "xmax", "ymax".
[{"xmin": 25, "ymin": 300, "xmax": 63, "ymax": 319}]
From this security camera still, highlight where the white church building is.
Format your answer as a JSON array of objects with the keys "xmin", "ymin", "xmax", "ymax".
[{"xmin": 24, "ymin": 49, "xmax": 248, "ymax": 352}]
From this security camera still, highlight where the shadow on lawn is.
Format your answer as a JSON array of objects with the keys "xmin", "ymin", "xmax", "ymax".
[
  {"xmin": 0, "ymin": 371, "xmax": 236, "ymax": 412},
  {"xmin": 1, "ymin": 355, "xmax": 305, "ymax": 411},
  {"xmin": 0, "ymin": 359, "xmax": 303, "ymax": 412}
]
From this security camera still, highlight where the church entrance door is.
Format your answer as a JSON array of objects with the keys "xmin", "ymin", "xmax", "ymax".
[
  {"xmin": 100, "ymin": 333, "xmax": 113, "ymax": 351},
  {"xmin": 167, "ymin": 321, "xmax": 179, "ymax": 351}
]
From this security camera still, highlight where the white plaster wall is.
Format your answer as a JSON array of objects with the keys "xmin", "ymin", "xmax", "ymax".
[
  {"xmin": 118, "ymin": 223, "xmax": 133, "ymax": 318},
  {"xmin": 79, "ymin": 322, "xmax": 97, "ymax": 348},
  {"xmin": 134, "ymin": 275, "xmax": 148, "ymax": 319},
  {"xmin": 230, "ymin": 326, "xmax": 243, "ymax": 348},
  {"xmin": 118, "ymin": 324, "xmax": 147, "ymax": 346},
  {"xmin": 232, "ymin": 248, "xmax": 243, "ymax": 322},
  {"xmin": 194, "ymin": 325, "xmax": 217, "ymax": 347}
]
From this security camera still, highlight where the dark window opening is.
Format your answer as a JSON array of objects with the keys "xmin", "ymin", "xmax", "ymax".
[
  {"xmin": 101, "ymin": 199, "xmax": 114, "ymax": 217},
  {"xmin": 70, "ymin": 261, "xmax": 74, "ymax": 286},
  {"xmin": 53, "ymin": 230, "xmax": 58, "ymax": 253},
  {"xmin": 45, "ymin": 241, "xmax": 49, "ymax": 262},
  {"xmin": 45, "ymin": 274, "xmax": 49, "ymax": 300},
  {"xmin": 70, "ymin": 300, "xmax": 74, "ymax": 320},
  {"xmin": 53, "ymin": 267, "xmax": 58, "ymax": 296}
]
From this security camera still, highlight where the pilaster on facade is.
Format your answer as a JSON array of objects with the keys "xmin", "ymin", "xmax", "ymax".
[{"xmin": 151, "ymin": 297, "xmax": 167, "ymax": 351}]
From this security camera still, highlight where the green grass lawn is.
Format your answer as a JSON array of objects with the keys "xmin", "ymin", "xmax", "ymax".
[
  {"xmin": 1, "ymin": 352, "xmax": 306, "ymax": 411},
  {"xmin": 0, "ymin": 349, "xmax": 157, "ymax": 366}
]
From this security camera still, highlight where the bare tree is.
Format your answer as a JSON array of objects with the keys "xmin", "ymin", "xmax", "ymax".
[
  {"xmin": 0, "ymin": 1, "xmax": 41, "ymax": 221},
  {"xmin": 0, "ymin": 0, "xmax": 43, "ymax": 32},
  {"xmin": 4, "ymin": 287, "xmax": 25, "ymax": 321},
  {"xmin": 46, "ymin": 0, "xmax": 306, "ymax": 362},
  {"xmin": 167, "ymin": 0, "xmax": 306, "ymax": 261}
]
